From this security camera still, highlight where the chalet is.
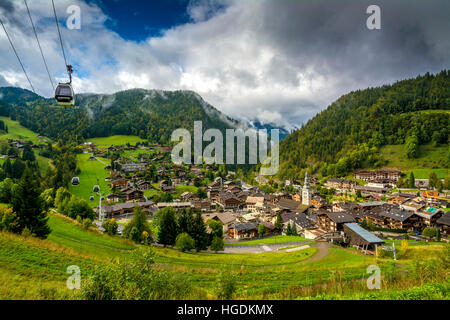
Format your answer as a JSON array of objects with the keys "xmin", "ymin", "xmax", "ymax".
[
  {"xmin": 413, "ymin": 208, "xmax": 444, "ymax": 228},
  {"xmin": 292, "ymin": 193, "xmax": 301, "ymax": 202},
  {"xmin": 354, "ymin": 169, "xmax": 401, "ymax": 183},
  {"xmin": 120, "ymin": 187, "xmax": 144, "ymax": 202},
  {"xmin": 317, "ymin": 211, "xmax": 355, "ymax": 232},
  {"xmin": 228, "ymin": 222, "xmax": 258, "ymax": 239},
  {"xmin": 236, "ymin": 191, "xmax": 249, "ymax": 203},
  {"xmin": 325, "ymin": 178, "xmax": 356, "ymax": 191},
  {"xmin": 216, "ymin": 191, "xmax": 241, "ymax": 210},
  {"xmin": 364, "ymin": 204, "xmax": 419, "ymax": 231},
  {"xmin": 246, "ymin": 196, "xmax": 265, "ymax": 212},
  {"xmin": 282, "ymin": 212, "xmax": 312, "ymax": 233},
  {"xmin": 105, "ymin": 193, "xmax": 120, "ymax": 203},
  {"xmin": 120, "ymin": 162, "xmax": 147, "ymax": 173},
  {"xmin": 156, "ymin": 202, "xmax": 193, "ymax": 211},
  {"xmin": 311, "ymin": 196, "xmax": 328, "ymax": 209},
  {"xmin": 343, "ymin": 223, "xmax": 384, "ymax": 251},
  {"xmin": 110, "ymin": 178, "xmax": 129, "ymax": 189},
  {"xmin": 258, "ymin": 221, "xmax": 275, "ymax": 234},
  {"xmin": 202, "ymin": 212, "xmax": 238, "ymax": 232},
  {"xmin": 161, "ymin": 185, "xmax": 176, "ymax": 193},
  {"xmin": 180, "ymin": 192, "xmax": 199, "ymax": 202},
  {"xmin": 355, "ymin": 185, "xmax": 389, "ymax": 195},
  {"xmin": 436, "ymin": 212, "xmax": 450, "ymax": 235},
  {"xmin": 191, "ymin": 199, "xmax": 212, "ymax": 211},
  {"xmin": 135, "ymin": 180, "xmax": 153, "ymax": 191},
  {"xmin": 333, "ymin": 202, "xmax": 360, "ymax": 213},
  {"xmin": 95, "ymin": 201, "xmax": 156, "ymax": 219},
  {"xmin": 277, "ymin": 199, "xmax": 302, "ymax": 213}
]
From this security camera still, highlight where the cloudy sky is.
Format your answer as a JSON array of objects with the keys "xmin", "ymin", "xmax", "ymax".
[{"xmin": 0, "ymin": 0, "xmax": 449, "ymax": 129}]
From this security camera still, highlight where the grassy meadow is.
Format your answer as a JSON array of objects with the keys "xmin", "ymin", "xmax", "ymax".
[
  {"xmin": 379, "ymin": 143, "xmax": 448, "ymax": 178},
  {"xmin": 87, "ymin": 135, "xmax": 144, "ymax": 148},
  {"xmin": 68, "ymin": 153, "xmax": 112, "ymax": 206},
  {"xmin": 0, "ymin": 212, "xmax": 448, "ymax": 300}
]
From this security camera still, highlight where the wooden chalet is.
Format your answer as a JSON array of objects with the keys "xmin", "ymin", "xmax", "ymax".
[
  {"xmin": 317, "ymin": 211, "xmax": 355, "ymax": 232},
  {"xmin": 436, "ymin": 212, "xmax": 450, "ymax": 235},
  {"xmin": 216, "ymin": 191, "xmax": 241, "ymax": 210},
  {"xmin": 228, "ymin": 222, "xmax": 258, "ymax": 239}
]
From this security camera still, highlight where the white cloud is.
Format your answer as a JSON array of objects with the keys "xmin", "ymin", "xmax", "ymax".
[{"xmin": 0, "ymin": 0, "xmax": 449, "ymax": 130}]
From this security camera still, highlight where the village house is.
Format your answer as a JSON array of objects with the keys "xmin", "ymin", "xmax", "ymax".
[
  {"xmin": 216, "ymin": 191, "xmax": 242, "ymax": 210},
  {"xmin": 316, "ymin": 211, "xmax": 355, "ymax": 232},
  {"xmin": 119, "ymin": 161, "xmax": 147, "ymax": 173},
  {"xmin": 325, "ymin": 178, "xmax": 356, "ymax": 192},
  {"xmin": 110, "ymin": 178, "xmax": 129, "ymax": 189},
  {"xmin": 95, "ymin": 201, "xmax": 156, "ymax": 219},
  {"xmin": 282, "ymin": 211, "xmax": 313, "ymax": 234},
  {"xmin": 228, "ymin": 222, "xmax": 258, "ymax": 239},
  {"xmin": 120, "ymin": 187, "xmax": 144, "ymax": 202},
  {"xmin": 245, "ymin": 196, "xmax": 265, "ymax": 213},
  {"xmin": 413, "ymin": 208, "xmax": 444, "ymax": 228},
  {"xmin": 135, "ymin": 180, "xmax": 153, "ymax": 191},
  {"xmin": 353, "ymin": 169, "xmax": 401, "ymax": 184},
  {"xmin": 202, "ymin": 212, "xmax": 238, "ymax": 232},
  {"xmin": 156, "ymin": 202, "xmax": 193, "ymax": 211},
  {"xmin": 436, "ymin": 212, "xmax": 450, "ymax": 235}
]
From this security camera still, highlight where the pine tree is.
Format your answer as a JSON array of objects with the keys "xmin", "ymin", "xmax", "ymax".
[
  {"xmin": 291, "ymin": 222, "xmax": 298, "ymax": 236},
  {"xmin": 286, "ymin": 222, "xmax": 292, "ymax": 235},
  {"xmin": 274, "ymin": 212, "xmax": 283, "ymax": 233},
  {"xmin": 177, "ymin": 208, "xmax": 194, "ymax": 235},
  {"xmin": 191, "ymin": 211, "xmax": 208, "ymax": 251},
  {"xmin": 3, "ymin": 158, "xmax": 12, "ymax": 178},
  {"xmin": 11, "ymin": 167, "xmax": 50, "ymax": 238},
  {"xmin": 408, "ymin": 172, "xmax": 415, "ymax": 189},
  {"xmin": 157, "ymin": 207, "xmax": 178, "ymax": 246}
]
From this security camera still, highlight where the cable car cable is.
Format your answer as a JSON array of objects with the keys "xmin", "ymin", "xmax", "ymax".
[
  {"xmin": 51, "ymin": 0, "xmax": 68, "ymax": 71},
  {"xmin": 0, "ymin": 18, "xmax": 35, "ymax": 93},
  {"xmin": 24, "ymin": 0, "xmax": 54, "ymax": 90}
]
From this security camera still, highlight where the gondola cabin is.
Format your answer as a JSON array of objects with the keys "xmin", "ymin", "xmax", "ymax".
[
  {"xmin": 93, "ymin": 185, "xmax": 100, "ymax": 193},
  {"xmin": 71, "ymin": 177, "xmax": 80, "ymax": 186},
  {"xmin": 55, "ymin": 83, "xmax": 75, "ymax": 107},
  {"xmin": 89, "ymin": 196, "xmax": 95, "ymax": 201}
]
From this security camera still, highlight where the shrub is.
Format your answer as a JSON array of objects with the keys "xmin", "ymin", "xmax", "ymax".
[
  {"xmin": 81, "ymin": 248, "xmax": 192, "ymax": 300},
  {"xmin": 102, "ymin": 218, "xmax": 118, "ymax": 236},
  {"xmin": 176, "ymin": 233, "xmax": 195, "ymax": 252},
  {"xmin": 82, "ymin": 218, "xmax": 93, "ymax": 230},
  {"xmin": 215, "ymin": 271, "xmax": 238, "ymax": 300},
  {"xmin": 422, "ymin": 227, "xmax": 437, "ymax": 238},
  {"xmin": 210, "ymin": 236, "xmax": 224, "ymax": 253}
]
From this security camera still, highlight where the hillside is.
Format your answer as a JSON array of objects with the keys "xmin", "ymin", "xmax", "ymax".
[
  {"xmin": 0, "ymin": 87, "xmax": 242, "ymax": 144},
  {"xmin": 278, "ymin": 70, "xmax": 450, "ymax": 179},
  {"xmin": 0, "ymin": 213, "xmax": 448, "ymax": 300}
]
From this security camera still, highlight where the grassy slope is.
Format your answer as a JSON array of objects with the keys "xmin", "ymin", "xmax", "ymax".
[
  {"xmin": 0, "ymin": 116, "xmax": 50, "ymax": 144},
  {"xmin": 87, "ymin": 135, "xmax": 144, "ymax": 148},
  {"xmin": 69, "ymin": 153, "xmax": 112, "ymax": 206},
  {"xmin": 379, "ymin": 143, "xmax": 448, "ymax": 178}
]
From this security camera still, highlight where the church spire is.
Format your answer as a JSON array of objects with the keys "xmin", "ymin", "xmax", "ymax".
[{"xmin": 304, "ymin": 172, "xmax": 309, "ymax": 188}]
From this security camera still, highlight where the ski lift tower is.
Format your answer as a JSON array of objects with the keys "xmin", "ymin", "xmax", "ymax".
[{"xmin": 97, "ymin": 186, "xmax": 106, "ymax": 222}]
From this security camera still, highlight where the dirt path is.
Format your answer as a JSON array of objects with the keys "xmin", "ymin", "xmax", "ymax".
[{"xmin": 299, "ymin": 242, "xmax": 331, "ymax": 263}]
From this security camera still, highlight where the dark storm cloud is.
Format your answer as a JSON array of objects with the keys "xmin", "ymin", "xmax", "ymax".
[{"xmin": 0, "ymin": 0, "xmax": 448, "ymax": 128}]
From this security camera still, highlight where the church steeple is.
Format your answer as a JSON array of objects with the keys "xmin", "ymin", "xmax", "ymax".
[{"xmin": 302, "ymin": 172, "xmax": 311, "ymax": 206}]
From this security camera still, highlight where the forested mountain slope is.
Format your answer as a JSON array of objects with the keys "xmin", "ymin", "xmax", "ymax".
[
  {"xmin": 278, "ymin": 70, "xmax": 450, "ymax": 179},
  {"xmin": 0, "ymin": 88, "xmax": 241, "ymax": 144}
]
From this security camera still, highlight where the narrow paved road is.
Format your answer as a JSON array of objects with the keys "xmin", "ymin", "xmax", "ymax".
[{"xmin": 298, "ymin": 242, "xmax": 331, "ymax": 263}]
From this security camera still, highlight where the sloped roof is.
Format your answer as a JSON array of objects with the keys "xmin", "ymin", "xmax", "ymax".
[
  {"xmin": 344, "ymin": 223, "xmax": 384, "ymax": 244},
  {"xmin": 437, "ymin": 212, "xmax": 450, "ymax": 226}
]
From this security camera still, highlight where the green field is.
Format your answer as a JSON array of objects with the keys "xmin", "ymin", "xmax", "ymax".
[
  {"xmin": 379, "ymin": 143, "xmax": 448, "ymax": 178},
  {"xmin": 0, "ymin": 116, "xmax": 50, "ymax": 144},
  {"xmin": 226, "ymin": 235, "xmax": 310, "ymax": 246},
  {"xmin": 0, "ymin": 213, "xmax": 448, "ymax": 300},
  {"xmin": 68, "ymin": 153, "xmax": 112, "ymax": 206},
  {"xmin": 87, "ymin": 135, "xmax": 145, "ymax": 148}
]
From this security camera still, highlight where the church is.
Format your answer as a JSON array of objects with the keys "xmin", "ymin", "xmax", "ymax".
[{"xmin": 302, "ymin": 172, "xmax": 312, "ymax": 206}]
